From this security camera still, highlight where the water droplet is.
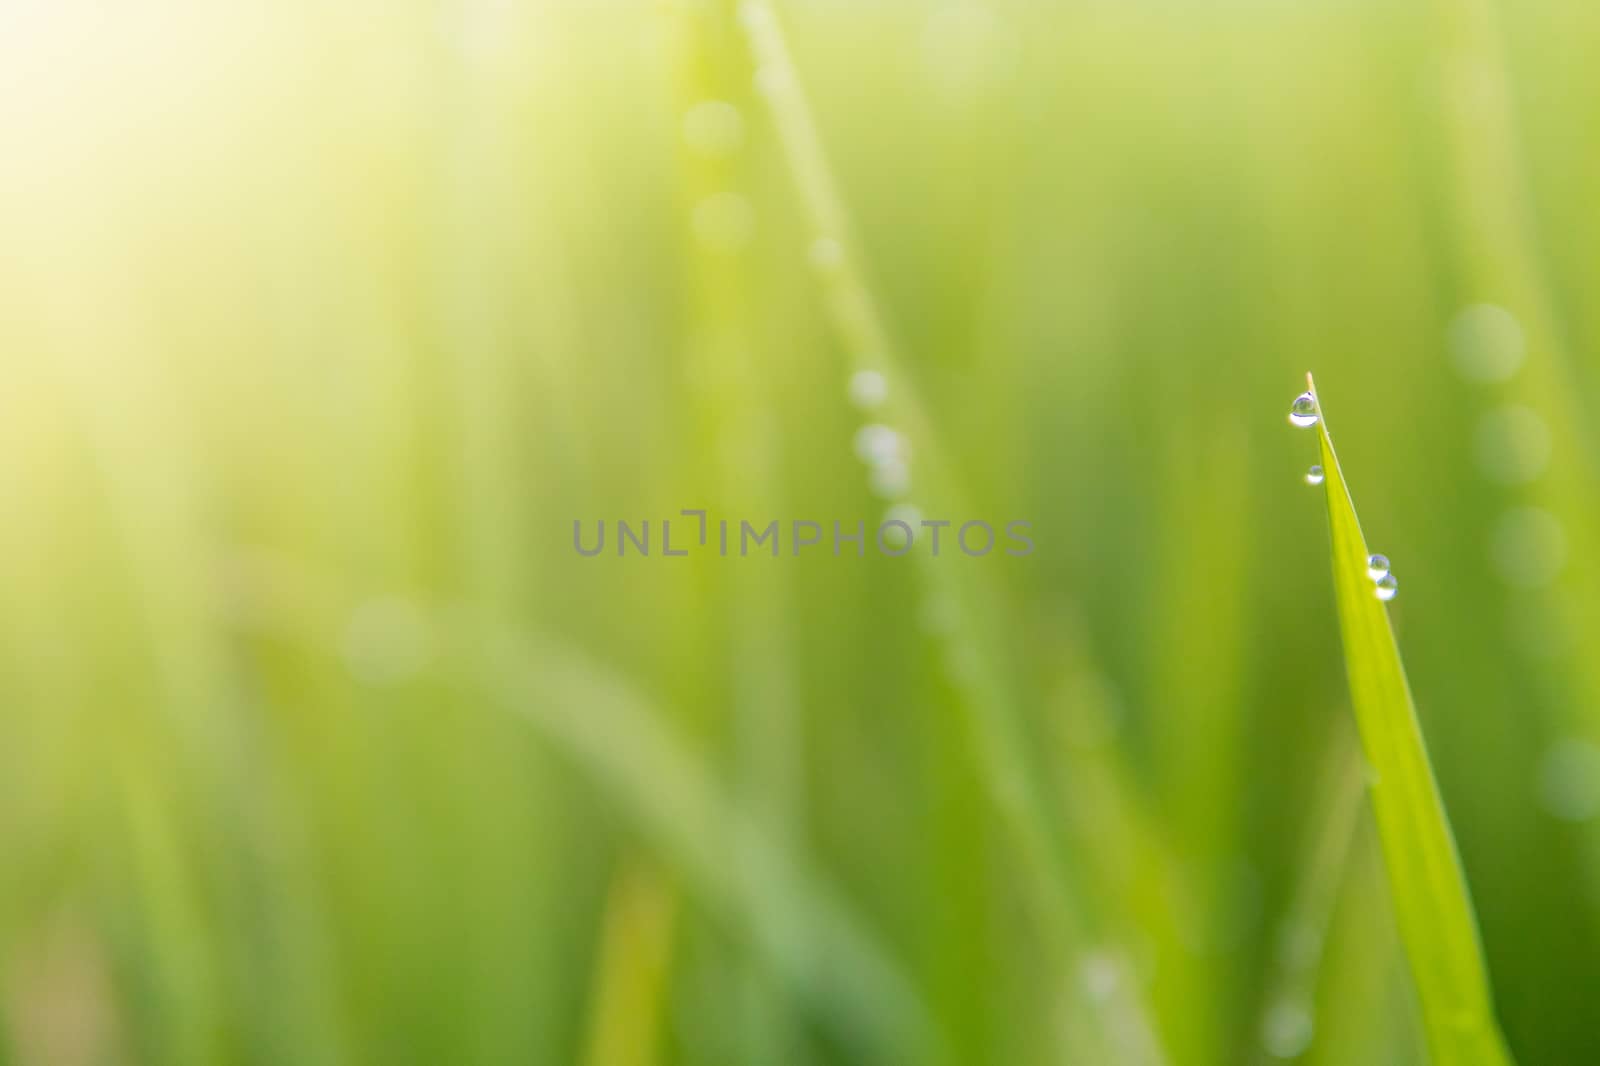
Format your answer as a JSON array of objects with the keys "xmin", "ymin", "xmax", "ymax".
[
  {"xmin": 848, "ymin": 369, "xmax": 888, "ymax": 410},
  {"xmin": 681, "ymin": 100, "xmax": 744, "ymax": 158},
  {"xmin": 1537, "ymin": 739, "xmax": 1600, "ymax": 823},
  {"xmin": 853, "ymin": 423, "xmax": 902, "ymax": 465},
  {"xmin": 877, "ymin": 510, "xmax": 917, "ymax": 552},
  {"xmin": 885, "ymin": 502, "xmax": 923, "ymax": 528},
  {"xmin": 1490, "ymin": 507, "xmax": 1566, "ymax": 588},
  {"xmin": 1277, "ymin": 923, "xmax": 1322, "ymax": 972},
  {"xmin": 869, "ymin": 457, "xmax": 912, "ymax": 499},
  {"xmin": 808, "ymin": 236, "xmax": 844, "ymax": 274},
  {"xmin": 1374, "ymin": 573, "xmax": 1399, "ymax": 601},
  {"xmin": 1304, "ymin": 464, "xmax": 1324, "ymax": 485},
  {"xmin": 1079, "ymin": 954, "xmax": 1120, "ymax": 1004},
  {"xmin": 1366, "ymin": 554, "xmax": 1390, "ymax": 581},
  {"xmin": 1449, "ymin": 304, "xmax": 1525, "ymax": 383},
  {"xmin": 1261, "ymin": 1000, "xmax": 1315, "ymax": 1059},
  {"xmin": 1287, "ymin": 392, "xmax": 1318, "ymax": 428}
]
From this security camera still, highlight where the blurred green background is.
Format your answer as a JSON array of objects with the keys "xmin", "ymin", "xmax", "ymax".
[{"xmin": 3, "ymin": 0, "xmax": 1599, "ymax": 1063}]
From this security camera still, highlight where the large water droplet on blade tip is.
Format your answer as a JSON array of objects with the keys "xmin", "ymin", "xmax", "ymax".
[{"xmin": 1288, "ymin": 392, "xmax": 1318, "ymax": 428}]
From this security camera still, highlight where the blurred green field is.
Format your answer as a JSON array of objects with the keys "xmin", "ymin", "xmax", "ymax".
[{"xmin": 3, "ymin": 0, "xmax": 1600, "ymax": 1063}]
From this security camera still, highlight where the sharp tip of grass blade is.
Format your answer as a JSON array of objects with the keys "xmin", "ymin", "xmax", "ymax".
[{"xmin": 1305, "ymin": 378, "xmax": 1516, "ymax": 1066}]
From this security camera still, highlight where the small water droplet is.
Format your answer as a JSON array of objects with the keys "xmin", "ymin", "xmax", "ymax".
[
  {"xmin": 1277, "ymin": 923, "xmax": 1323, "ymax": 972},
  {"xmin": 1287, "ymin": 392, "xmax": 1318, "ymax": 428},
  {"xmin": 1374, "ymin": 573, "xmax": 1399, "ymax": 602},
  {"xmin": 884, "ymin": 502, "xmax": 923, "ymax": 528},
  {"xmin": 853, "ymin": 423, "xmax": 902, "ymax": 465},
  {"xmin": 808, "ymin": 236, "xmax": 844, "ymax": 273},
  {"xmin": 1079, "ymin": 954, "xmax": 1120, "ymax": 1004},
  {"xmin": 1366, "ymin": 554, "xmax": 1390, "ymax": 581},
  {"xmin": 869, "ymin": 457, "xmax": 911, "ymax": 499},
  {"xmin": 1261, "ymin": 1000, "xmax": 1315, "ymax": 1059},
  {"xmin": 848, "ymin": 369, "xmax": 888, "ymax": 410},
  {"xmin": 1304, "ymin": 464, "xmax": 1324, "ymax": 485}
]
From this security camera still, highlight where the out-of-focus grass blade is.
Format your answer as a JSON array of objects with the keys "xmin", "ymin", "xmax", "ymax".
[
  {"xmin": 1306, "ymin": 373, "xmax": 1514, "ymax": 1066},
  {"xmin": 581, "ymin": 861, "xmax": 677, "ymax": 1066},
  {"xmin": 740, "ymin": 6, "xmax": 1170, "ymax": 1060},
  {"xmin": 476, "ymin": 629, "xmax": 943, "ymax": 1066}
]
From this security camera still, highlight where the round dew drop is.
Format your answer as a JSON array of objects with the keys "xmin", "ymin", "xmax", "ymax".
[
  {"xmin": 1260, "ymin": 1000, "xmax": 1315, "ymax": 1060},
  {"xmin": 848, "ymin": 369, "xmax": 888, "ymax": 410},
  {"xmin": 1288, "ymin": 393, "xmax": 1318, "ymax": 428},
  {"xmin": 1374, "ymin": 573, "xmax": 1399, "ymax": 602},
  {"xmin": 809, "ymin": 236, "xmax": 844, "ymax": 273},
  {"xmin": 1366, "ymin": 554, "xmax": 1390, "ymax": 581},
  {"xmin": 853, "ymin": 423, "xmax": 901, "ymax": 465},
  {"xmin": 1304, "ymin": 465, "xmax": 1324, "ymax": 485},
  {"xmin": 869, "ymin": 457, "xmax": 911, "ymax": 499}
]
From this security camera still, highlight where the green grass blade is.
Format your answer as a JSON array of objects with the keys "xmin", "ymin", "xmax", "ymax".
[
  {"xmin": 476, "ymin": 628, "xmax": 943, "ymax": 1066},
  {"xmin": 1305, "ymin": 373, "xmax": 1514, "ymax": 1066}
]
